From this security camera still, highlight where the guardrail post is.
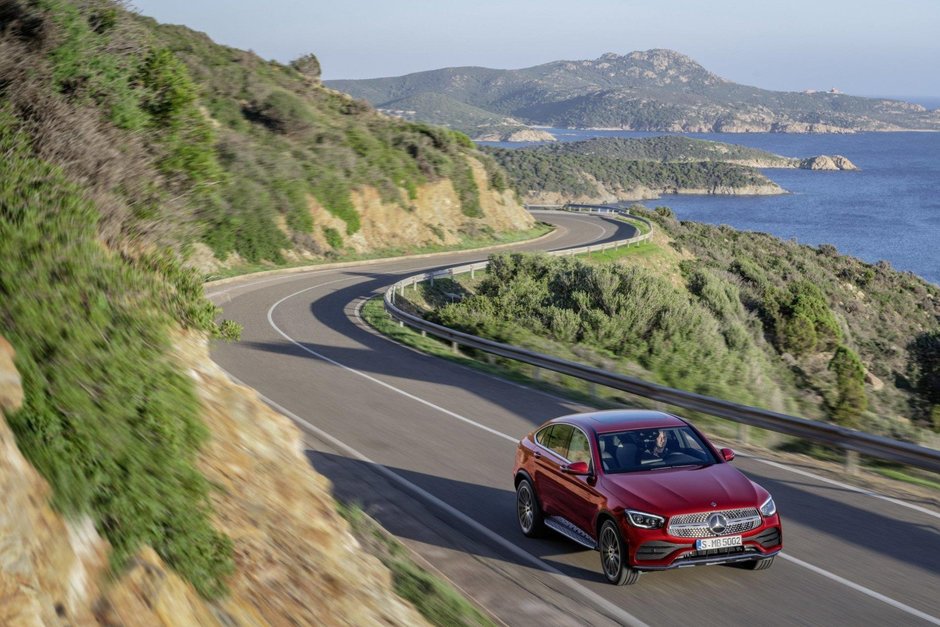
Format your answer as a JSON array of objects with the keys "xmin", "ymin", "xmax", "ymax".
[
  {"xmin": 421, "ymin": 330, "xmax": 426, "ymax": 337},
  {"xmin": 451, "ymin": 341, "xmax": 458, "ymax": 354},
  {"xmin": 471, "ymin": 267, "xmax": 475, "ymax": 279},
  {"xmin": 533, "ymin": 366, "xmax": 541, "ymax": 381},
  {"xmin": 399, "ymin": 320, "xmax": 404, "ymax": 328},
  {"xmin": 390, "ymin": 290, "xmax": 395, "ymax": 305},
  {"xmin": 737, "ymin": 423, "xmax": 749, "ymax": 445},
  {"xmin": 430, "ymin": 275, "xmax": 435, "ymax": 286},
  {"xmin": 589, "ymin": 382, "xmax": 597, "ymax": 398},
  {"xmin": 845, "ymin": 450, "xmax": 860, "ymax": 476}
]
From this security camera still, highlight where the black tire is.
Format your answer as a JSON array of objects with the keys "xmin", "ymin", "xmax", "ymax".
[
  {"xmin": 741, "ymin": 556, "xmax": 775, "ymax": 571},
  {"xmin": 516, "ymin": 478, "xmax": 544, "ymax": 537},
  {"xmin": 598, "ymin": 519, "xmax": 640, "ymax": 585}
]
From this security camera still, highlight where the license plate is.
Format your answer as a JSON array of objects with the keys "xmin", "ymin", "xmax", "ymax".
[{"xmin": 696, "ymin": 535, "xmax": 742, "ymax": 550}]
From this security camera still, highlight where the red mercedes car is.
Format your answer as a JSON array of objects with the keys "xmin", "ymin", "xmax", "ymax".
[{"xmin": 513, "ymin": 410, "xmax": 782, "ymax": 585}]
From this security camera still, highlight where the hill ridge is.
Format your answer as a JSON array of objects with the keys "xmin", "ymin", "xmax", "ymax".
[{"xmin": 326, "ymin": 49, "xmax": 939, "ymax": 137}]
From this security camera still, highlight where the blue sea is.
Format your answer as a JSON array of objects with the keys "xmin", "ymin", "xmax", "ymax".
[{"xmin": 481, "ymin": 130, "xmax": 940, "ymax": 284}]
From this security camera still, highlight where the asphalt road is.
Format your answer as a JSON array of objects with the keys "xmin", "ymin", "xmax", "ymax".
[{"xmin": 209, "ymin": 212, "xmax": 940, "ymax": 626}]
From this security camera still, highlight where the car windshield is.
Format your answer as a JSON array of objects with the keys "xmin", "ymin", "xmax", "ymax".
[{"xmin": 596, "ymin": 426, "xmax": 719, "ymax": 474}]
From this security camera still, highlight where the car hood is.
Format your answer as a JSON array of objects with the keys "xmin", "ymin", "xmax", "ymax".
[{"xmin": 602, "ymin": 462, "xmax": 764, "ymax": 514}]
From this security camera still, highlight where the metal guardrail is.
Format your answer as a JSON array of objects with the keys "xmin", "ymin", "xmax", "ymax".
[{"xmin": 384, "ymin": 208, "xmax": 940, "ymax": 475}]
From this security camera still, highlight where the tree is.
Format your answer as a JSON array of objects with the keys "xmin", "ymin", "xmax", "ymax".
[{"xmin": 828, "ymin": 346, "xmax": 867, "ymax": 428}]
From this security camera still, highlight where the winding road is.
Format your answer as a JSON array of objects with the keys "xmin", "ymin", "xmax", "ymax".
[{"xmin": 208, "ymin": 212, "xmax": 940, "ymax": 626}]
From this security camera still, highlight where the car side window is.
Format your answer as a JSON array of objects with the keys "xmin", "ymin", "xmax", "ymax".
[
  {"xmin": 679, "ymin": 430, "xmax": 706, "ymax": 456},
  {"xmin": 535, "ymin": 426, "xmax": 554, "ymax": 447},
  {"xmin": 566, "ymin": 428, "xmax": 591, "ymax": 464},
  {"xmin": 544, "ymin": 424, "xmax": 572, "ymax": 458}
]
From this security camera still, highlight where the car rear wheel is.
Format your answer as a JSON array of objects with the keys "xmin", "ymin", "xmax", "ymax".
[
  {"xmin": 516, "ymin": 478, "xmax": 544, "ymax": 537},
  {"xmin": 599, "ymin": 520, "xmax": 640, "ymax": 585}
]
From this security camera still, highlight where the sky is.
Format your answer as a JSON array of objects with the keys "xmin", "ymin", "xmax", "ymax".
[{"xmin": 131, "ymin": 0, "xmax": 940, "ymax": 102}]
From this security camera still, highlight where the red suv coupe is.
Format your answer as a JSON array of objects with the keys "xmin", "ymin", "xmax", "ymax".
[{"xmin": 513, "ymin": 410, "xmax": 782, "ymax": 585}]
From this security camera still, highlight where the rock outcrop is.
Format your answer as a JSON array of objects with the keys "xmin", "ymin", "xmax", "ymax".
[
  {"xmin": 309, "ymin": 158, "xmax": 533, "ymax": 255},
  {"xmin": 176, "ymin": 332, "xmax": 427, "ymax": 625},
  {"xmin": 799, "ymin": 155, "xmax": 859, "ymax": 170},
  {"xmin": 290, "ymin": 53, "xmax": 321, "ymax": 84},
  {"xmin": 0, "ymin": 332, "xmax": 428, "ymax": 626},
  {"xmin": 0, "ymin": 337, "xmax": 109, "ymax": 626}
]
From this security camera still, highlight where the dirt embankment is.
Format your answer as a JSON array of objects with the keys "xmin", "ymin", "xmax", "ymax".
[{"xmin": 0, "ymin": 334, "xmax": 428, "ymax": 626}]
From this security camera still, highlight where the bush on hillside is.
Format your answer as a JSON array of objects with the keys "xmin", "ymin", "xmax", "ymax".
[{"xmin": 0, "ymin": 117, "xmax": 233, "ymax": 597}]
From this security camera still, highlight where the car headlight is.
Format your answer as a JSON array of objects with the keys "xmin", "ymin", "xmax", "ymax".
[
  {"xmin": 759, "ymin": 496, "xmax": 777, "ymax": 517},
  {"xmin": 626, "ymin": 510, "xmax": 665, "ymax": 529}
]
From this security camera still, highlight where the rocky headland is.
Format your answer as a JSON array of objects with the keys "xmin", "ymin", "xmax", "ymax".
[{"xmin": 798, "ymin": 155, "xmax": 859, "ymax": 170}]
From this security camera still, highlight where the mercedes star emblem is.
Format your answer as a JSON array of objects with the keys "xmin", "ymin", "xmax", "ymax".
[{"xmin": 707, "ymin": 513, "xmax": 728, "ymax": 534}]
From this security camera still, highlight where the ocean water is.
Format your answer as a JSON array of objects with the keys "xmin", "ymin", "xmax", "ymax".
[{"xmin": 482, "ymin": 130, "xmax": 940, "ymax": 284}]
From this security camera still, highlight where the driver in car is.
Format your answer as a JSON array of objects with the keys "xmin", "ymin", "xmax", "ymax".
[{"xmin": 647, "ymin": 429, "xmax": 669, "ymax": 458}]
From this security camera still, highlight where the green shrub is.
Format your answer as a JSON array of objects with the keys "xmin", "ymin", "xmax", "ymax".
[
  {"xmin": 253, "ymin": 89, "xmax": 316, "ymax": 135},
  {"xmin": 433, "ymin": 253, "xmax": 775, "ymax": 405},
  {"xmin": 139, "ymin": 48, "xmax": 199, "ymax": 126},
  {"xmin": 767, "ymin": 281, "xmax": 842, "ymax": 355},
  {"xmin": 828, "ymin": 346, "xmax": 868, "ymax": 427},
  {"xmin": 0, "ymin": 119, "xmax": 233, "ymax": 598},
  {"xmin": 311, "ymin": 173, "xmax": 360, "ymax": 235},
  {"xmin": 323, "ymin": 226, "xmax": 343, "ymax": 249}
]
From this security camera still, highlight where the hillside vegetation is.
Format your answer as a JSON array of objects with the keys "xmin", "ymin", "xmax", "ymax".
[
  {"xmin": 0, "ymin": 0, "xmax": 527, "ymax": 609},
  {"xmin": 2, "ymin": 0, "xmax": 521, "ymax": 270},
  {"xmin": 427, "ymin": 208, "xmax": 940, "ymax": 439},
  {"xmin": 328, "ymin": 50, "xmax": 940, "ymax": 136}
]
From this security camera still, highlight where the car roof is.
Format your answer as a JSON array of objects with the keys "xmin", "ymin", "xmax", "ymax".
[{"xmin": 548, "ymin": 410, "xmax": 687, "ymax": 433}]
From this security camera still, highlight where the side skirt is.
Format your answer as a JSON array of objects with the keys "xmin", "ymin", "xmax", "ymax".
[{"xmin": 545, "ymin": 516, "xmax": 597, "ymax": 549}]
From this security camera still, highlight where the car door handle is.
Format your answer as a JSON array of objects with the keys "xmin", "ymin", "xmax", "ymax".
[{"xmin": 534, "ymin": 451, "xmax": 542, "ymax": 459}]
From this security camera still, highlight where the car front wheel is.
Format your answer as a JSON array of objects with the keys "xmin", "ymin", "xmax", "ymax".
[
  {"xmin": 516, "ymin": 478, "xmax": 544, "ymax": 537},
  {"xmin": 599, "ymin": 519, "xmax": 640, "ymax": 585}
]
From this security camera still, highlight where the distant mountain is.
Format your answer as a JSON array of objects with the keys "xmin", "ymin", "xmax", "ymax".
[{"xmin": 327, "ymin": 50, "xmax": 940, "ymax": 137}]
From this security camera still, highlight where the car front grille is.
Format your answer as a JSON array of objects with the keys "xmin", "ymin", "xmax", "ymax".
[{"xmin": 667, "ymin": 507, "xmax": 761, "ymax": 538}]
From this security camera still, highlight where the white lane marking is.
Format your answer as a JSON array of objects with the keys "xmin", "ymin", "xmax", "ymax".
[
  {"xmin": 263, "ymin": 280, "xmax": 939, "ymax": 624},
  {"xmin": 742, "ymin": 456, "xmax": 940, "ymax": 521},
  {"xmin": 222, "ymin": 369, "xmax": 648, "ymax": 627},
  {"xmin": 206, "ymin": 269, "xmax": 333, "ymax": 299},
  {"xmin": 779, "ymin": 554, "xmax": 940, "ymax": 625},
  {"xmin": 267, "ymin": 284, "xmax": 517, "ymax": 444}
]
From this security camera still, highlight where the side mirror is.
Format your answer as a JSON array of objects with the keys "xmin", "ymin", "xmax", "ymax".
[
  {"xmin": 562, "ymin": 461, "xmax": 591, "ymax": 475},
  {"xmin": 720, "ymin": 448, "xmax": 735, "ymax": 462}
]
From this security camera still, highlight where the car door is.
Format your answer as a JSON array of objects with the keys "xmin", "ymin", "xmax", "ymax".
[
  {"xmin": 532, "ymin": 424, "xmax": 573, "ymax": 517},
  {"xmin": 557, "ymin": 427, "xmax": 604, "ymax": 536}
]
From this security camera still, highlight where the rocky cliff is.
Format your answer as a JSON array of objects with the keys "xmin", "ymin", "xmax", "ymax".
[{"xmin": 0, "ymin": 335, "xmax": 427, "ymax": 626}]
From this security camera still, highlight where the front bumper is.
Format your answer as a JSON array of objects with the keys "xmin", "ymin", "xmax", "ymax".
[{"xmin": 630, "ymin": 521, "xmax": 782, "ymax": 570}]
